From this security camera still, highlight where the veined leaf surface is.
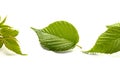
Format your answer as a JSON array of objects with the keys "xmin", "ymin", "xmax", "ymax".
[
  {"xmin": 32, "ymin": 21, "xmax": 79, "ymax": 52},
  {"xmin": 87, "ymin": 23, "xmax": 120, "ymax": 54}
]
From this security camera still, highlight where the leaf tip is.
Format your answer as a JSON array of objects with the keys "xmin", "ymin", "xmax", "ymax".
[
  {"xmin": 20, "ymin": 54, "xmax": 28, "ymax": 56},
  {"xmin": 0, "ymin": 16, "xmax": 7, "ymax": 25},
  {"xmin": 31, "ymin": 27, "xmax": 36, "ymax": 30}
]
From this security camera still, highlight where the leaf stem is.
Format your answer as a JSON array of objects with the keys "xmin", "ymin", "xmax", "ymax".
[{"xmin": 76, "ymin": 45, "xmax": 82, "ymax": 49}]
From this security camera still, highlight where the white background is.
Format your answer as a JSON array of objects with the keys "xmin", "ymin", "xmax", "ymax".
[{"xmin": 0, "ymin": 0, "xmax": 120, "ymax": 80}]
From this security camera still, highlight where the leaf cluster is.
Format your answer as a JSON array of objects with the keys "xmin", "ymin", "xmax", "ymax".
[{"xmin": 0, "ymin": 17, "xmax": 25, "ymax": 55}]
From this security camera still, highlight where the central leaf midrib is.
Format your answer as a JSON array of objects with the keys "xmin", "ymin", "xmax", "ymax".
[{"xmin": 41, "ymin": 31, "xmax": 75, "ymax": 44}]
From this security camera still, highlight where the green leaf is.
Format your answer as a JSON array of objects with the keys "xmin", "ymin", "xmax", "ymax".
[
  {"xmin": 3, "ymin": 38, "xmax": 24, "ymax": 55},
  {"xmin": 86, "ymin": 23, "xmax": 120, "ymax": 54},
  {"xmin": 0, "ymin": 25, "xmax": 11, "ymax": 28},
  {"xmin": 31, "ymin": 21, "xmax": 79, "ymax": 52},
  {"xmin": 0, "ymin": 38, "xmax": 3, "ymax": 48},
  {"xmin": 0, "ymin": 17, "xmax": 7, "ymax": 25},
  {"xmin": 0, "ymin": 17, "xmax": 10, "ymax": 28},
  {"xmin": 1, "ymin": 28, "xmax": 18, "ymax": 37}
]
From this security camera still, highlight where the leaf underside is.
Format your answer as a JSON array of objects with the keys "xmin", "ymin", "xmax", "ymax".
[
  {"xmin": 32, "ymin": 21, "xmax": 79, "ymax": 52},
  {"xmin": 87, "ymin": 23, "xmax": 120, "ymax": 54}
]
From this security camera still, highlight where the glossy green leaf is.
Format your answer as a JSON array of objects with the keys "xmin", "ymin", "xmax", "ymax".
[
  {"xmin": 1, "ymin": 28, "xmax": 18, "ymax": 37},
  {"xmin": 0, "ymin": 25, "xmax": 11, "ymax": 28},
  {"xmin": 3, "ymin": 38, "xmax": 23, "ymax": 55},
  {"xmin": 86, "ymin": 23, "xmax": 120, "ymax": 54},
  {"xmin": 0, "ymin": 38, "xmax": 3, "ymax": 48},
  {"xmin": 32, "ymin": 21, "xmax": 79, "ymax": 52}
]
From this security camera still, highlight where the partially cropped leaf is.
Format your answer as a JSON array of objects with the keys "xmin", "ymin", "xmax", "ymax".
[
  {"xmin": 0, "ymin": 38, "xmax": 3, "ymax": 48},
  {"xmin": 3, "ymin": 38, "xmax": 23, "ymax": 55},
  {"xmin": 1, "ymin": 28, "xmax": 18, "ymax": 37},
  {"xmin": 32, "ymin": 21, "xmax": 79, "ymax": 52},
  {"xmin": 86, "ymin": 23, "xmax": 120, "ymax": 54}
]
